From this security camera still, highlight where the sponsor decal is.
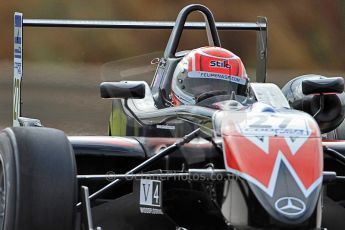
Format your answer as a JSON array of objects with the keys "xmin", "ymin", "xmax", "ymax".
[
  {"xmin": 188, "ymin": 71, "xmax": 246, "ymax": 85},
  {"xmin": 274, "ymin": 197, "xmax": 306, "ymax": 217},
  {"xmin": 13, "ymin": 12, "xmax": 23, "ymax": 127},
  {"xmin": 139, "ymin": 207, "xmax": 163, "ymax": 215},
  {"xmin": 209, "ymin": 60, "xmax": 230, "ymax": 69},
  {"xmin": 14, "ymin": 13, "xmax": 23, "ymax": 79},
  {"xmin": 139, "ymin": 179, "xmax": 163, "ymax": 215},
  {"xmin": 156, "ymin": 124, "xmax": 175, "ymax": 130}
]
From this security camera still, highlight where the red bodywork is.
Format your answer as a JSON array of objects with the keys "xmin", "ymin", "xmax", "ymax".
[{"xmin": 222, "ymin": 111, "xmax": 323, "ymax": 197}]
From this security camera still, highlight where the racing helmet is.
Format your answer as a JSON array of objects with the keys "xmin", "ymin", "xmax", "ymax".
[{"xmin": 171, "ymin": 46, "xmax": 248, "ymax": 105}]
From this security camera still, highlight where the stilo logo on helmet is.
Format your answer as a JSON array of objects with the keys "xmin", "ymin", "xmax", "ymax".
[{"xmin": 209, "ymin": 60, "xmax": 231, "ymax": 69}]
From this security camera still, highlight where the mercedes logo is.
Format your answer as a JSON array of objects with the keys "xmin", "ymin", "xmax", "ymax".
[{"xmin": 274, "ymin": 197, "xmax": 306, "ymax": 216}]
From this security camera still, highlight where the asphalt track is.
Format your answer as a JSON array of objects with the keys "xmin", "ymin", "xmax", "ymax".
[{"xmin": 0, "ymin": 60, "xmax": 344, "ymax": 135}]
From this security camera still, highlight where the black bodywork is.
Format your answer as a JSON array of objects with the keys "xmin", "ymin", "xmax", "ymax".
[{"xmin": 72, "ymin": 136, "xmax": 345, "ymax": 230}]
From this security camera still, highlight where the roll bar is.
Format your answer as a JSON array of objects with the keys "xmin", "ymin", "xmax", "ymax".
[{"xmin": 163, "ymin": 4, "xmax": 221, "ymax": 58}]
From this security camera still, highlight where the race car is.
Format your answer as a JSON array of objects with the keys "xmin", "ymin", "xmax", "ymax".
[{"xmin": 2, "ymin": 4, "xmax": 345, "ymax": 230}]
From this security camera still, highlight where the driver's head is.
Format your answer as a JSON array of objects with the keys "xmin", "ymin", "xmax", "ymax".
[{"xmin": 171, "ymin": 46, "xmax": 248, "ymax": 106}]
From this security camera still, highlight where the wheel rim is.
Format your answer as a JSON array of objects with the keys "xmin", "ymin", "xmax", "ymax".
[{"xmin": 0, "ymin": 156, "xmax": 5, "ymax": 230}]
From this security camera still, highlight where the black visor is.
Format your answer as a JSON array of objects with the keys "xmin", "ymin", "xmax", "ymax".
[{"xmin": 179, "ymin": 77, "xmax": 240, "ymax": 97}]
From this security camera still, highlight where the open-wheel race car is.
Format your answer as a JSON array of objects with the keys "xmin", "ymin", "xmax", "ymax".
[{"xmin": 3, "ymin": 4, "xmax": 345, "ymax": 230}]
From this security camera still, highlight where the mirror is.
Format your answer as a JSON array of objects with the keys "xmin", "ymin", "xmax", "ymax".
[
  {"xmin": 100, "ymin": 81, "xmax": 146, "ymax": 99},
  {"xmin": 302, "ymin": 77, "xmax": 344, "ymax": 95}
]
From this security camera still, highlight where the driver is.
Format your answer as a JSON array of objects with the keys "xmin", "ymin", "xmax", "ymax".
[{"xmin": 171, "ymin": 46, "xmax": 248, "ymax": 106}]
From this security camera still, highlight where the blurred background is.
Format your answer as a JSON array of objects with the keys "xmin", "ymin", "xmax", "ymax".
[{"xmin": 0, "ymin": 0, "xmax": 344, "ymax": 135}]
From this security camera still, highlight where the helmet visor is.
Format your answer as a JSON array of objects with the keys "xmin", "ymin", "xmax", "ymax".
[{"xmin": 180, "ymin": 77, "xmax": 239, "ymax": 97}]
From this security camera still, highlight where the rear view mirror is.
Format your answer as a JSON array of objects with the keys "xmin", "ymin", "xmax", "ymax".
[
  {"xmin": 302, "ymin": 77, "xmax": 344, "ymax": 95},
  {"xmin": 100, "ymin": 81, "xmax": 145, "ymax": 99}
]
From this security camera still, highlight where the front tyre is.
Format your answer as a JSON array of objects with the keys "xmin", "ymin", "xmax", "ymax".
[{"xmin": 0, "ymin": 127, "xmax": 77, "ymax": 230}]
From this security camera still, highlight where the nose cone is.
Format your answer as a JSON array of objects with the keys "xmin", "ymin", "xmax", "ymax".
[{"xmin": 220, "ymin": 107, "xmax": 323, "ymax": 225}]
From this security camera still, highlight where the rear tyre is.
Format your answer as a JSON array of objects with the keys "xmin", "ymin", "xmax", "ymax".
[{"xmin": 0, "ymin": 127, "xmax": 77, "ymax": 230}]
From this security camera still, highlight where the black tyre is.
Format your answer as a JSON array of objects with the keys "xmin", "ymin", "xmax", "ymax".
[
  {"xmin": 326, "ymin": 119, "xmax": 345, "ymax": 140},
  {"xmin": 0, "ymin": 127, "xmax": 77, "ymax": 230}
]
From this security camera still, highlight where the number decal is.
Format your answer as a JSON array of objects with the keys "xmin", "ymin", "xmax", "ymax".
[
  {"xmin": 249, "ymin": 116, "xmax": 292, "ymax": 129},
  {"xmin": 249, "ymin": 115, "xmax": 270, "ymax": 128},
  {"xmin": 139, "ymin": 179, "xmax": 161, "ymax": 207},
  {"xmin": 153, "ymin": 183, "xmax": 159, "ymax": 204},
  {"xmin": 278, "ymin": 117, "xmax": 291, "ymax": 129},
  {"xmin": 238, "ymin": 114, "xmax": 309, "ymax": 137}
]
